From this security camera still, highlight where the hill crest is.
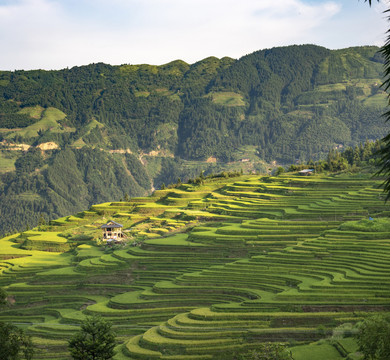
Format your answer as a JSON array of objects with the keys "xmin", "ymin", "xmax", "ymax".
[{"xmin": 0, "ymin": 44, "xmax": 387, "ymax": 235}]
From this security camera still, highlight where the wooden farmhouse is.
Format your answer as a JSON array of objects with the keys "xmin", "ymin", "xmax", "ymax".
[
  {"xmin": 298, "ymin": 169, "xmax": 314, "ymax": 176},
  {"xmin": 101, "ymin": 220, "xmax": 124, "ymax": 243}
]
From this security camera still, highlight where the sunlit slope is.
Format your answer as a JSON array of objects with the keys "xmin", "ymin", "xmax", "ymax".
[
  {"xmin": 0, "ymin": 173, "xmax": 389, "ymax": 359},
  {"xmin": 1, "ymin": 45, "xmax": 388, "ymax": 238}
]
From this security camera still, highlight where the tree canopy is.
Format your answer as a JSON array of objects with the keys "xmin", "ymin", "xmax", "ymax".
[
  {"xmin": 0, "ymin": 323, "xmax": 34, "ymax": 360},
  {"xmin": 372, "ymin": 2, "xmax": 390, "ymax": 200},
  {"xmin": 0, "ymin": 288, "xmax": 34, "ymax": 360},
  {"xmin": 0, "ymin": 287, "xmax": 6, "ymax": 305},
  {"xmin": 356, "ymin": 315, "xmax": 390, "ymax": 359},
  {"xmin": 68, "ymin": 315, "xmax": 116, "ymax": 360}
]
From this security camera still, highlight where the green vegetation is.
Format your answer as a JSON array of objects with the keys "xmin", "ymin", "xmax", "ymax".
[
  {"xmin": 0, "ymin": 151, "xmax": 18, "ymax": 172},
  {"xmin": 68, "ymin": 315, "xmax": 116, "ymax": 360},
  {"xmin": 208, "ymin": 92, "xmax": 246, "ymax": 107},
  {"xmin": 0, "ymin": 288, "xmax": 35, "ymax": 360},
  {"xmin": 216, "ymin": 343, "xmax": 293, "ymax": 360},
  {"xmin": 6, "ymin": 107, "xmax": 68, "ymax": 139},
  {"xmin": 355, "ymin": 315, "xmax": 390, "ymax": 360},
  {"xmin": 0, "ymin": 322, "xmax": 34, "ymax": 360},
  {"xmin": 0, "ymin": 287, "xmax": 6, "ymax": 305},
  {"xmin": 0, "ymin": 45, "xmax": 387, "ymax": 235},
  {"xmin": 339, "ymin": 218, "xmax": 390, "ymax": 232},
  {"xmin": 374, "ymin": 0, "xmax": 390, "ymax": 202},
  {"xmin": 0, "ymin": 173, "xmax": 389, "ymax": 359}
]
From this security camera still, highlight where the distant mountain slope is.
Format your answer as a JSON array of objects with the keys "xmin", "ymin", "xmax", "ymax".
[{"xmin": 0, "ymin": 45, "xmax": 387, "ymax": 235}]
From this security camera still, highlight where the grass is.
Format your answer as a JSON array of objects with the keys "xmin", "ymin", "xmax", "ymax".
[
  {"xmin": 6, "ymin": 107, "xmax": 67, "ymax": 139},
  {"xmin": 144, "ymin": 234, "xmax": 208, "ymax": 247},
  {"xmin": 0, "ymin": 150, "xmax": 18, "ymax": 172},
  {"xmin": 338, "ymin": 218, "xmax": 390, "ymax": 232},
  {"xmin": 208, "ymin": 92, "xmax": 246, "ymax": 107},
  {"xmin": 316, "ymin": 83, "xmax": 347, "ymax": 92},
  {"xmin": 291, "ymin": 342, "xmax": 343, "ymax": 360},
  {"xmin": 23, "ymin": 231, "xmax": 67, "ymax": 243},
  {"xmin": 363, "ymin": 92, "xmax": 387, "ymax": 107},
  {"xmin": 18, "ymin": 105, "xmax": 45, "ymax": 119}
]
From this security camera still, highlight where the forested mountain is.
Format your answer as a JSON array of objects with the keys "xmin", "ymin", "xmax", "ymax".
[{"xmin": 0, "ymin": 44, "xmax": 387, "ymax": 235}]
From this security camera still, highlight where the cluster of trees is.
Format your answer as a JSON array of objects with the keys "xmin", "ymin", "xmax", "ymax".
[
  {"xmin": 356, "ymin": 314, "xmax": 390, "ymax": 359},
  {"xmin": 287, "ymin": 140, "xmax": 383, "ymax": 174},
  {"xmin": 160, "ymin": 169, "xmax": 244, "ymax": 189},
  {"xmin": 187, "ymin": 169, "xmax": 244, "ymax": 185},
  {"xmin": 0, "ymin": 45, "xmax": 386, "ymax": 163},
  {"xmin": 369, "ymin": 0, "xmax": 390, "ymax": 201}
]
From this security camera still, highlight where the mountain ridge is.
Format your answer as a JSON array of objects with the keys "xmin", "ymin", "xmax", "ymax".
[{"xmin": 0, "ymin": 44, "xmax": 387, "ymax": 235}]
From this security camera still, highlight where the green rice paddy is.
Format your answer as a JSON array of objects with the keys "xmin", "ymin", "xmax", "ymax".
[{"xmin": 0, "ymin": 172, "xmax": 389, "ymax": 359}]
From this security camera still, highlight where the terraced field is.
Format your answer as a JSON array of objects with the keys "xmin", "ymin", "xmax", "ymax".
[{"xmin": 0, "ymin": 172, "xmax": 389, "ymax": 359}]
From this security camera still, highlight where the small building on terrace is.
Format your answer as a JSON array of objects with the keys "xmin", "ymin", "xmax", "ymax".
[
  {"xmin": 298, "ymin": 169, "xmax": 314, "ymax": 176},
  {"xmin": 101, "ymin": 220, "xmax": 124, "ymax": 243}
]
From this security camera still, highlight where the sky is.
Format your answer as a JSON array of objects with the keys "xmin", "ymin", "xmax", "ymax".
[{"xmin": 0, "ymin": 0, "xmax": 389, "ymax": 70}]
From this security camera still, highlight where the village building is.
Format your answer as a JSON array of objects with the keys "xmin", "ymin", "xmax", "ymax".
[
  {"xmin": 100, "ymin": 220, "xmax": 124, "ymax": 243},
  {"xmin": 298, "ymin": 169, "xmax": 314, "ymax": 176}
]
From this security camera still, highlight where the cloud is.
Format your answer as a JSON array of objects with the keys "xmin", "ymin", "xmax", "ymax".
[{"xmin": 0, "ymin": 0, "xmax": 385, "ymax": 70}]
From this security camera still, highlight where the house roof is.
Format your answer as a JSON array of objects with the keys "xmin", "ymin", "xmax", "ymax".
[
  {"xmin": 100, "ymin": 220, "xmax": 123, "ymax": 229},
  {"xmin": 299, "ymin": 169, "xmax": 314, "ymax": 173}
]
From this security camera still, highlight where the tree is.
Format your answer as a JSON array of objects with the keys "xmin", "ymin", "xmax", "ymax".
[
  {"xmin": 0, "ymin": 288, "xmax": 34, "ymax": 360},
  {"xmin": 68, "ymin": 315, "xmax": 116, "ymax": 360},
  {"xmin": 0, "ymin": 323, "xmax": 34, "ymax": 360},
  {"xmin": 367, "ymin": 0, "xmax": 390, "ymax": 200},
  {"xmin": 355, "ymin": 315, "xmax": 390, "ymax": 359},
  {"xmin": 274, "ymin": 167, "xmax": 285, "ymax": 176},
  {"xmin": 38, "ymin": 213, "xmax": 46, "ymax": 226},
  {"xmin": 0, "ymin": 287, "xmax": 7, "ymax": 305}
]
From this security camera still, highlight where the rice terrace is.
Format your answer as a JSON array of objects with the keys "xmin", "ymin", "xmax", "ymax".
[{"xmin": 1, "ymin": 171, "xmax": 390, "ymax": 359}]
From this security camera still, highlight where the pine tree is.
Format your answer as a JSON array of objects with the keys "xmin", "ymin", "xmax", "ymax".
[{"xmin": 68, "ymin": 315, "xmax": 116, "ymax": 360}]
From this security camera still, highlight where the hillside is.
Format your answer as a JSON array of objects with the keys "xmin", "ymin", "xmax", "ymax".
[
  {"xmin": 1, "ymin": 172, "xmax": 390, "ymax": 359},
  {"xmin": 0, "ymin": 44, "xmax": 388, "ymax": 235}
]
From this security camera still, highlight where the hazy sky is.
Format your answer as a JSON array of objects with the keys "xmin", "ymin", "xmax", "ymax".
[{"xmin": 0, "ymin": 0, "xmax": 389, "ymax": 70}]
